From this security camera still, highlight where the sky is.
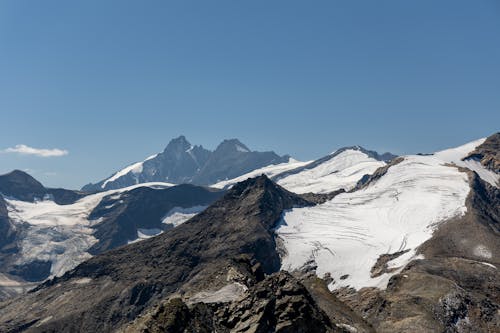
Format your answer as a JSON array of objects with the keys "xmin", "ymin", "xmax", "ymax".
[{"xmin": 0, "ymin": 0, "xmax": 499, "ymax": 189}]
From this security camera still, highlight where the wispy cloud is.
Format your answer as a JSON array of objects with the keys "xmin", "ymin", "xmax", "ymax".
[{"xmin": 3, "ymin": 144, "xmax": 68, "ymax": 157}]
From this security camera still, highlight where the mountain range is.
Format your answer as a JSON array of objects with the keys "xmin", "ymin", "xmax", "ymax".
[
  {"xmin": 82, "ymin": 136, "xmax": 290, "ymax": 191},
  {"xmin": 0, "ymin": 132, "xmax": 498, "ymax": 333}
]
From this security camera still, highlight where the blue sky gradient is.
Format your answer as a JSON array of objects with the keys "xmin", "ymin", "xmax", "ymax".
[{"xmin": 0, "ymin": 1, "xmax": 499, "ymax": 188}]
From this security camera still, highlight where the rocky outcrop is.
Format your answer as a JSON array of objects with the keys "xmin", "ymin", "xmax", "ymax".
[
  {"xmin": 299, "ymin": 189, "xmax": 345, "ymax": 204},
  {"xmin": 464, "ymin": 132, "xmax": 500, "ymax": 173},
  {"xmin": 127, "ymin": 272, "xmax": 340, "ymax": 333},
  {"xmin": 354, "ymin": 157, "xmax": 404, "ymax": 190}
]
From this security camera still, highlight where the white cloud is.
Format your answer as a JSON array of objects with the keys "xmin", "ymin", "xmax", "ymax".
[{"xmin": 3, "ymin": 144, "xmax": 68, "ymax": 157}]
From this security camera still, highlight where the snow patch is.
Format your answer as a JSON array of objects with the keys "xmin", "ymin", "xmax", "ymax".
[
  {"xmin": 473, "ymin": 245, "xmax": 492, "ymax": 259},
  {"xmin": 162, "ymin": 205, "xmax": 207, "ymax": 227},
  {"xmin": 73, "ymin": 278, "xmax": 92, "ymax": 285},
  {"xmin": 187, "ymin": 282, "xmax": 247, "ymax": 304},
  {"xmin": 236, "ymin": 144, "xmax": 250, "ymax": 153},
  {"xmin": 127, "ymin": 228, "xmax": 163, "ymax": 244},
  {"xmin": 480, "ymin": 262, "xmax": 496, "ymax": 269}
]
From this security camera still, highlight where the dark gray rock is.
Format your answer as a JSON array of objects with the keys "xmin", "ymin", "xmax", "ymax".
[
  {"xmin": 0, "ymin": 170, "xmax": 86, "ymax": 204},
  {"xmin": 89, "ymin": 184, "xmax": 224, "ymax": 254},
  {"xmin": 130, "ymin": 272, "xmax": 339, "ymax": 333}
]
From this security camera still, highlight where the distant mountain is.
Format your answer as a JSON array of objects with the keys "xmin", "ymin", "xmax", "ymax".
[
  {"xmin": 0, "ymin": 170, "xmax": 86, "ymax": 204},
  {"xmin": 82, "ymin": 136, "xmax": 290, "ymax": 191}
]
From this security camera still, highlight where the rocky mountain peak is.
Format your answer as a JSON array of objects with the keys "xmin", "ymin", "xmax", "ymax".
[
  {"xmin": 0, "ymin": 169, "xmax": 46, "ymax": 201},
  {"xmin": 164, "ymin": 135, "xmax": 193, "ymax": 153},
  {"xmin": 215, "ymin": 138, "xmax": 251, "ymax": 154}
]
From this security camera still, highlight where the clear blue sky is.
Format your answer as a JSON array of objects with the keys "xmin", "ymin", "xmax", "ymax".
[{"xmin": 0, "ymin": 0, "xmax": 499, "ymax": 189}]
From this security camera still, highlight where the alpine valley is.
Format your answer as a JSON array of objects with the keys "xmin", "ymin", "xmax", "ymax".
[{"xmin": 0, "ymin": 133, "xmax": 498, "ymax": 333}]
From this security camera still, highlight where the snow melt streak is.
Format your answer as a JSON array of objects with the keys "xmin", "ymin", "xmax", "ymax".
[{"xmin": 276, "ymin": 155, "xmax": 470, "ymax": 290}]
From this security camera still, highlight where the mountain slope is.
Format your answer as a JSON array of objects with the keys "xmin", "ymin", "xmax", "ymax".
[
  {"xmin": 0, "ymin": 135, "xmax": 498, "ymax": 332},
  {"xmin": 0, "ymin": 172, "xmax": 222, "ymax": 301},
  {"xmin": 0, "ymin": 176, "xmax": 315, "ymax": 332},
  {"xmin": 83, "ymin": 136, "xmax": 290, "ymax": 191}
]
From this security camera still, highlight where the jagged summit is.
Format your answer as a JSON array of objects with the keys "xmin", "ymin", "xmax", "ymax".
[
  {"xmin": 215, "ymin": 138, "xmax": 251, "ymax": 153},
  {"xmin": 163, "ymin": 135, "xmax": 193, "ymax": 152}
]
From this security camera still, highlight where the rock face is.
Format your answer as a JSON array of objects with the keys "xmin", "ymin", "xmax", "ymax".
[
  {"xmin": 89, "ymin": 184, "xmax": 224, "ymax": 254},
  {"xmin": 127, "ymin": 272, "xmax": 338, "ymax": 333},
  {"xmin": 82, "ymin": 136, "xmax": 289, "ymax": 191},
  {"xmin": 464, "ymin": 132, "xmax": 500, "ymax": 173},
  {"xmin": 0, "ymin": 176, "xmax": 314, "ymax": 332},
  {"xmin": 0, "ymin": 196, "xmax": 15, "ymax": 252}
]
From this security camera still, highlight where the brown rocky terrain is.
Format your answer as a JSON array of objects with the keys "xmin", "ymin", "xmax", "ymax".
[{"xmin": 464, "ymin": 132, "xmax": 500, "ymax": 174}]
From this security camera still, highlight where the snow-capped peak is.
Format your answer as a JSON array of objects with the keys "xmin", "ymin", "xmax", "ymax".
[{"xmin": 101, "ymin": 154, "xmax": 158, "ymax": 189}]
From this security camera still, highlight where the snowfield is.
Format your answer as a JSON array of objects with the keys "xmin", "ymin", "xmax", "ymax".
[
  {"xmin": 276, "ymin": 149, "xmax": 386, "ymax": 194},
  {"xmin": 275, "ymin": 139, "xmax": 495, "ymax": 291},
  {"xmin": 5, "ymin": 182, "xmax": 174, "ymax": 278}
]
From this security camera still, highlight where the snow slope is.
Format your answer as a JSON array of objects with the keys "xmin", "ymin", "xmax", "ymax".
[
  {"xmin": 276, "ymin": 149, "xmax": 386, "ymax": 194},
  {"xmin": 102, "ymin": 154, "xmax": 159, "ymax": 189},
  {"xmin": 5, "ymin": 182, "xmax": 173, "ymax": 278},
  {"xmin": 211, "ymin": 158, "xmax": 310, "ymax": 189},
  {"xmin": 276, "ymin": 143, "xmax": 481, "ymax": 291}
]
